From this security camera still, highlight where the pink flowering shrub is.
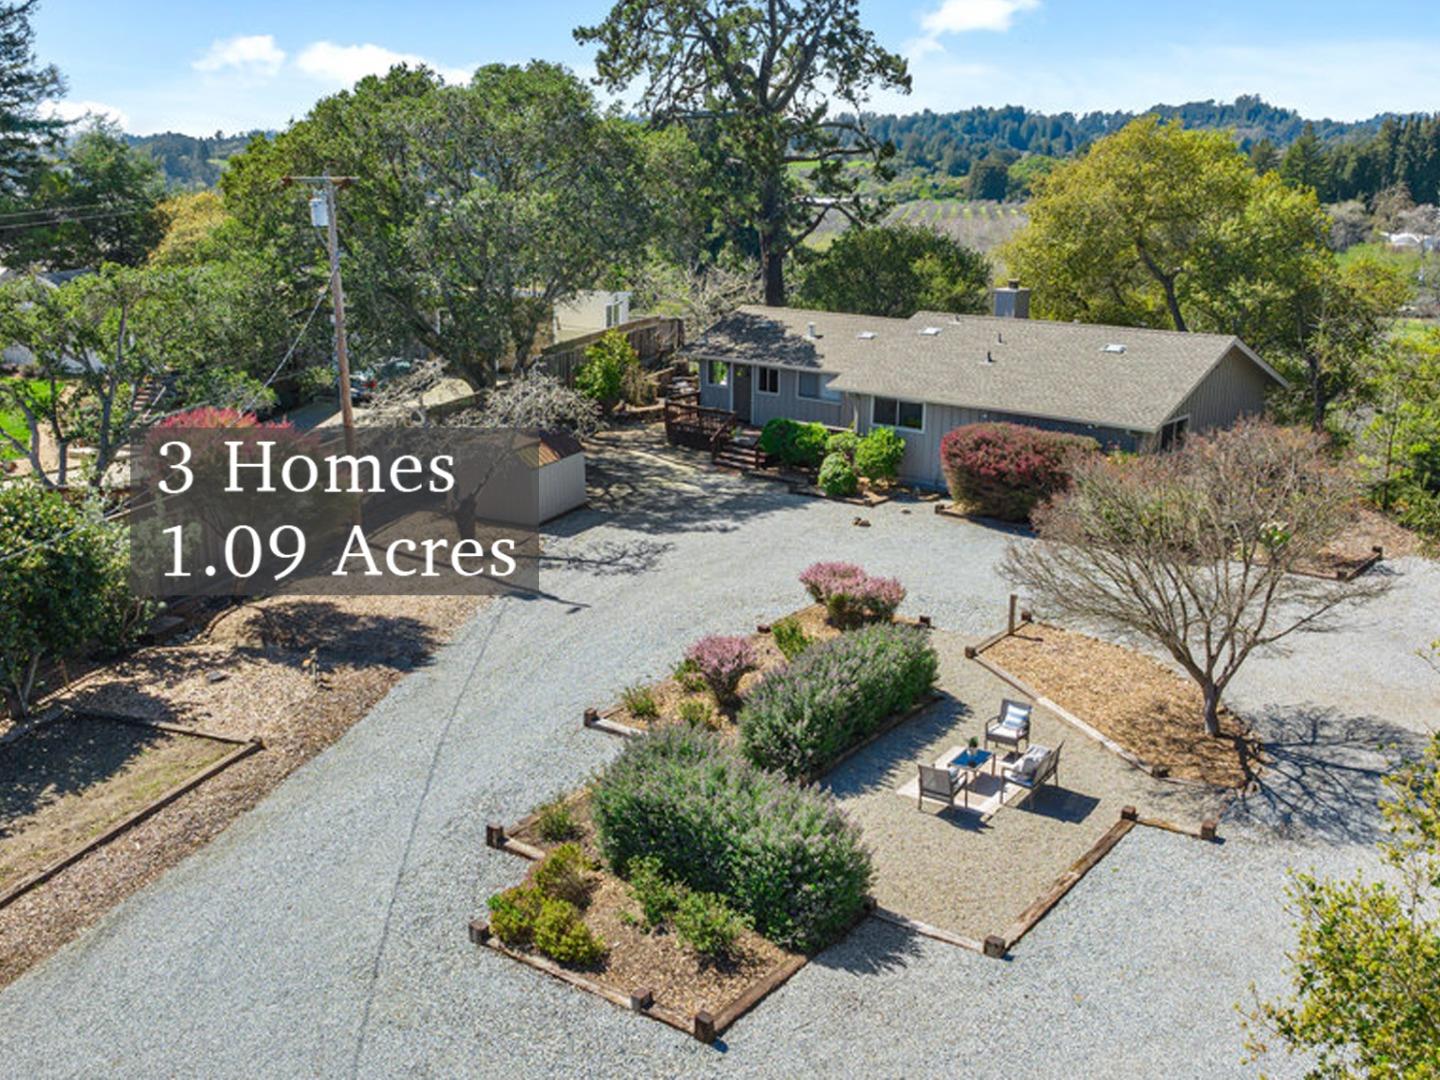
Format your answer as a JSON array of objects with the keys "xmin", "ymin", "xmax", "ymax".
[
  {"xmin": 684, "ymin": 635, "xmax": 756, "ymax": 704},
  {"xmin": 799, "ymin": 562, "xmax": 906, "ymax": 628}
]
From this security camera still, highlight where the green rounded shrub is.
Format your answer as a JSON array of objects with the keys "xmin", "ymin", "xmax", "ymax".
[
  {"xmin": 673, "ymin": 890, "xmax": 749, "ymax": 961},
  {"xmin": 758, "ymin": 418, "xmax": 828, "ymax": 469},
  {"xmin": 825, "ymin": 429, "xmax": 858, "ymax": 459},
  {"xmin": 855, "ymin": 427, "xmax": 906, "ymax": 482},
  {"xmin": 487, "ymin": 885, "xmax": 545, "ymax": 948},
  {"xmin": 591, "ymin": 727, "xmax": 873, "ymax": 952},
  {"xmin": 530, "ymin": 842, "xmax": 594, "ymax": 907},
  {"xmin": 770, "ymin": 615, "xmax": 811, "ymax": 661},
  {"xmin": 535, "ymin": 796, "xmax": 579, "ymax": 843},
  {"xmin": 818, "ymin": 452, "xmax": 859, "ymax": 497},
  {"xmin": 532, "ymin": 897, "xmax": 607, "ymax": 966},
  {"xmin": 626, "ymin": 855, "xmax": 680, "ymax": 929},
  {"xmin": 740, "ymin": 624, "xmax": 937, "ymax": 781}
]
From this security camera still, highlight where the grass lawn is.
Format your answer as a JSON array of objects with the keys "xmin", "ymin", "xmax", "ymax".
[{"xmin": 0, "ymin": 377, "xmax": 53, "ymax": 461}]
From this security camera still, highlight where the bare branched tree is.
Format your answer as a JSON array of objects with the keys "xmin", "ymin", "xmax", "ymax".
[
  {"xmin": 1003, "ymin": 421, "xmax": 1387, "ymax": 736},
  {"xmin": 361, "ymin": 359, "xmax": 601, "ymax": 438}
]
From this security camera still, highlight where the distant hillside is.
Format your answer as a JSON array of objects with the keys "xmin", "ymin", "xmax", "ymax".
[
  {"xmin": 123, "ymin": 131, "xmax": 272, "ymax": 189},
  {"xmin": 855, "ymin": 95, "xmax": 1399, "ymax": 178}
]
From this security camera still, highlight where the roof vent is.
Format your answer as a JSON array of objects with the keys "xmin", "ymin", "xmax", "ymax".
[
  {"xmin": 856, "ymin": 331, "xmax": 877, "ymax": 340},
  {"xmin": 984, "ymin": 350, "xmax": 995, "ymax": 364},
  {"xmin": 1102, "ymin": 343, "xmax": 1127, "ymax": 354},
  {"xmin": 918, "ymin": 326, "xmax": 942, "ymax": 336},
  {"xmin": 806, "ymin": 321, "xmax": 818, "ymax": 338}
]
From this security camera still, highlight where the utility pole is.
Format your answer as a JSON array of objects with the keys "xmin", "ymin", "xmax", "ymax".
[{"xmin": 282, "ymin": 172, "xmax": 358, "ymax": 455}]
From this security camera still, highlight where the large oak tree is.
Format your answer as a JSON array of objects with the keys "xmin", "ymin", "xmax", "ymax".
[{"xmin": 576, "ymin": 0, "xmax": 911, "ymax": 305}]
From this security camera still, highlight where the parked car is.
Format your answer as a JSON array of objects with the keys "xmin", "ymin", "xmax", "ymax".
[{"xmin": 348, "ymin": 358, "xmax": 414, "ymax": 403}]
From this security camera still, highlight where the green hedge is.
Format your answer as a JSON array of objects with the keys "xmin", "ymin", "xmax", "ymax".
[
  {"xmin": 590, "ymin": 727, "xmax": 873, "ymax": 952},
  {"xmin": 758, "ymin": 418, "xmax": 829, "ymax": 469},
  {"xmin": 739, "ymin": 624, "xmax": 938, "ymax": 781}
]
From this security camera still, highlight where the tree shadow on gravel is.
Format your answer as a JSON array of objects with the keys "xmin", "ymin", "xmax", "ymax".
[
  {"xmin": 1229, "ymin": 705, "xmax": 1426, "ymax": 846},
  {"xmin": 572, "ymin": 441, "xmax": 810, "ymax": 537},
  {"xmin": 811, "ymin": 913, "xmax": 927, "ymax": 977}
]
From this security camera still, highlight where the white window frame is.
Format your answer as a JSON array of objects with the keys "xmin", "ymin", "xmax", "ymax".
[
  {"xmin": 872, "ymin": 396, "xmax": 925, "ymax": 434},
  {"xmin": 706, "ymin": 360, "xmax": 729, "ymax": 388},
  {"xmin": 756, "ymin": 366, "xmax": 780, "ymax": 395}
]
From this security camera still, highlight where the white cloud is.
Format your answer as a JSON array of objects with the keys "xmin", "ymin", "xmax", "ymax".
[
  {"xmin": 39, "ymin": 99, "xmax": 130, "ymax": 129},
  {"xmin": 875, "ymin": 37, "xmax": 1440, "ymax": 124},
  {"xmin": 193, "ymin": 34, "xmax": 286, "ymax": 78},
  {"xmin": 294, "ymin": 41, "xmax": 470, "ymax": 87},
  {"xmin": 921, "ymin": 0, "xmax": 1040, "ymax": 36}
]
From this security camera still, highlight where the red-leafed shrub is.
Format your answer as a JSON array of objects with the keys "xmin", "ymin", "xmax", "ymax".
[{"xmin": 940, "ymin": 422, "xmax": 1098, "ymax": 522}]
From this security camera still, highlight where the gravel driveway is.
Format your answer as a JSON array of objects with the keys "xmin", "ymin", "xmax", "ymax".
[{"xmin": 0, "ymin": 440, "xmax": 1434, "ymax": 1079}]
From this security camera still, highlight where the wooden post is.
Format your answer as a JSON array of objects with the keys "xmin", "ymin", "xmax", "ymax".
[
  {"xmin": 1008, "ymin": 594, "xmax": 1018, "ymax": 634},
  {"xmin": 693, "ymin": 1010, "xmax": 717, "ymax": 1043},
  {"xmin": 983, "ymin": 934, "xmax": 1007, "ymax": 959},
  {"xmin": 583, "ymin": 707, "xmax": 599, "ymax": 728},
  {"xmin": 485, "ymin": 824, "xmax": 506, "ymax": 849},
  {"xmin": 468, "ymin": 919, "xmax": 490, "ymax": 945},
  {"xmin": 629, "ymin": 987, "xmax": 654, "ymax": 1012},
  {"xmin": 1199, "ymin": 818, "xmax": 1219, "ymax": 842},
  {"xmin": 1120, "ymin": 805, "xmax": 1138, "ymax": 821},
  {"xmin": 917, "ymin": 615, "xmax": 932, "ymax": 628}
]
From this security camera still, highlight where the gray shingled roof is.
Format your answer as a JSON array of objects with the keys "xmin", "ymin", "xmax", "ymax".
[{"xmin": 686, "ymin": 305, "xmax": 1283, "ymax": 432}]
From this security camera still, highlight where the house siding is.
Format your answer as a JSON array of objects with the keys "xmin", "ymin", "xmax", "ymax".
[
  {"xmin": 752, "ymin": 368, "xmax": 849, "ymax": 427},
  {"xmin": 1167, "ymin": 345, "xmax": 1274, "ymax": 431},
  {"xmin": 854, "ymin": 396, "xmax": 1140, "ymax": 488},
  {"xmin": 700, "ymin": 363, "xmax": 850, "ymax": 426}
]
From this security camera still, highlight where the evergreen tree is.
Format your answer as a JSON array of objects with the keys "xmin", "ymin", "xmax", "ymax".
[{"xmin": 0, "ymin": 0, "xmax": 66, "ymax": 195}]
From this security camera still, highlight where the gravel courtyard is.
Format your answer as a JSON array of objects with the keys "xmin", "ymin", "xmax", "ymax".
[
  {"xmin": 826, "ymin": 630, "xmax": 1224, "ymax": 941},
  {"xmin": 0, "ymin": 435, "xmax": 1435, "ymax": 1079}
]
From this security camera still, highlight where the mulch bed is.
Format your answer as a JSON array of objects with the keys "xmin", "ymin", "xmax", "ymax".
[
  {"xmin": 983, "ymin": 624, "xmax": 1260, "ymax": 788},
  {"xmin": 0, "ymin": 716, "xmax": 233, "ymax": 896},
  {"xmin": 0, "ymin": 592, "xmax": 482, "ymax": 989},
  {"xmin": 492, "ymin": 798, "xmax": 801, "ymax": 1026},
  {"xmin": 605, "ymin": 604, "xmax": 843, "ymax": 735},
  {"xmin": 1298, "ymin": 507, "xmax": 1423, "ymax": 577}
]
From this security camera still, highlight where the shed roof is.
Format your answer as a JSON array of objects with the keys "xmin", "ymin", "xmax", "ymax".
[{"xmin": 687, "ymin": 305, "xmax": 1284, "ymax": 433}]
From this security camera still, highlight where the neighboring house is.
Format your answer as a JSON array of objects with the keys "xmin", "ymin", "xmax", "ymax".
[
  {"xmin": 685, "ymin": 285, "xmax": 1286, "ymax": 487},
  {"xmin": 1383, "ymin": 231, "xmax": 1439, "ymax": 253},
  {"xmin": 551, "ymin": 290, "xmax": 632, "ymax": 345}
]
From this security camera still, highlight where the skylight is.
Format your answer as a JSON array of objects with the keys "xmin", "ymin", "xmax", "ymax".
[
  {"xmin": 856, "ymin": 331, "xmax": 877, "ymax": 340},
  {"xmin": 918, "ymin": 326, "xmax": 942, "ymax": 336},
  {"xmin": 1103, "ymin": 343, "xmax": 1127, "ymax": 354}
]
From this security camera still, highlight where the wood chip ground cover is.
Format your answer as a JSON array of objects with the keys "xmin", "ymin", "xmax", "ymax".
[
  {"xmin": 606, "ymin": 604, "xmax": 842, "ymax": 733},
  {"xmin": 984, "ymin": 625, "xmax": 1258, "ymax": 787},
  {"xmin": 0, "ymin": 717, "xmax": 232, "ymax": 894},
  {"xmin": 504, "ymin": 802, "xmax": 799, "ymax": 1020},
  {"xmin": 0, "ymin": 592, "xmax": 480, "ymax": 989}
]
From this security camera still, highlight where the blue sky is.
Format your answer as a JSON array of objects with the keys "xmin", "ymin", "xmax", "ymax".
[{"xmin": 32, "ymin": 0, "xmax": 1440, "ymax": 135}]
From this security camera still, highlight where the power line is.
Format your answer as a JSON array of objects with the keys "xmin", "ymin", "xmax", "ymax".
[
  {"xmin": 0, "ymin": 207, "xmax": 155, "ymax": 233},
  {"xmin": 0, "ymin": 199, "xmax": 151, "ymax": 222}
]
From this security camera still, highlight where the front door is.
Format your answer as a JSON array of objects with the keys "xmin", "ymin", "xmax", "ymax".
[{"xmin": 731, "ymin": 364, "xmax": 753, "ymax": 423}]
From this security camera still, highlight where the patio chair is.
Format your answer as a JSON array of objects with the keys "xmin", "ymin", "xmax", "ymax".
[
  {"xmin": 916, "ymin": 763, "xmax": 962, "ymax": 810},
  {"xmin": 1002, "ymin": 741, "xmax": 1064, "ymax": 807},
  {"xmin": 984, "ymin": 698, "xmax": 1033, "ymax": 754}
]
